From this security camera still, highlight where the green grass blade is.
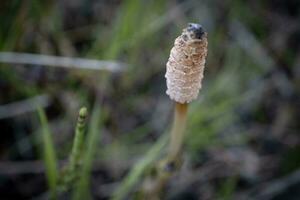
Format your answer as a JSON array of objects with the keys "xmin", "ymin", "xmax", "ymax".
[
  {"xmin": 88, "ymin": 0, "xmax": 142, "ymax": 59},
  {"xmin": 112, "ymin": 133, "xmax": 168, "ymax": 200},
  {"xmin": 37, "ymin": 107, "xmax": 59, "ymax": 199},
  {"xmin": 217, "ymin": 176, "xmax": 238, "ymax": 200}
]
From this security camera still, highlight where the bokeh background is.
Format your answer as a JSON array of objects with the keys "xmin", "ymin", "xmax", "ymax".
[{"xmin": 0, "ymin": 0, "xmax": 300, "ymax": 199}]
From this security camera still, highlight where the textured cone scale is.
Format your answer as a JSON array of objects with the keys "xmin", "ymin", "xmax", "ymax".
[{"xmin": 165, "ymin": 23, "xmax": 208, "ymax": 103}]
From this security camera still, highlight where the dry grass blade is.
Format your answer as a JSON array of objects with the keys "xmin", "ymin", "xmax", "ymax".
[
  {"xmin": 0, "ymin": 52, "xmax": 127, "ymax": 72},
  {"xmin": 0, "ymin": 94, "xmax": 51, "ymax": 120},
  {"xmin": 0, "ymin": 160, "xmax": 46, "ymax": 175}
]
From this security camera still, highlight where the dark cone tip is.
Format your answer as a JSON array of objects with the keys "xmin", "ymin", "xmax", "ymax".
[{"xmin": 187, "ymin": 23, "xmax": 205, "ymax": 39}]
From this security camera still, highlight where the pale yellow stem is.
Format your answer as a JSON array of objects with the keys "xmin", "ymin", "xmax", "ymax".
[{"xmin": 168, "ymin": 102, "xmax": 188, "ymax": 159}]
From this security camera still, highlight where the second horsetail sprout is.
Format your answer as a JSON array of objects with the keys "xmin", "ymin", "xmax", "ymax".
[
  {"xmin": 166, "ymin": 23, "xmax": 208, "ymax": 159},
  {"xmin": 58, "ymin": 107, "xmax": 88, "ymax": 193}
]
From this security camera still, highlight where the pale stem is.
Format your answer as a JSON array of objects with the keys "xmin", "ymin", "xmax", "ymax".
[{"xmin": 168, "ymin": 102, "xmax": 188, "ymax": 159}]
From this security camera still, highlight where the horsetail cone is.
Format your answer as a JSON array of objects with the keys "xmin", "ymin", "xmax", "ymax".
[{"xmin": 165, "ymin": 23, "xmax": 208, "ymax": 103}]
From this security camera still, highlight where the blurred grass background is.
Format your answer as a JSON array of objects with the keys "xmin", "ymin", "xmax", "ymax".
[{"xmin": 0, "ymin": 0, "xmax": 300, "ymax": 199}]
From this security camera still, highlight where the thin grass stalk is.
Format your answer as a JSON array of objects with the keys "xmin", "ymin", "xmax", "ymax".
[
  {"xmin": 112, "ymin": 134, "xmax": 168, "ymax": 200},
  {"xmin": 37, "ymin": 107, "xmax": 59, "ymax": 200}
]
